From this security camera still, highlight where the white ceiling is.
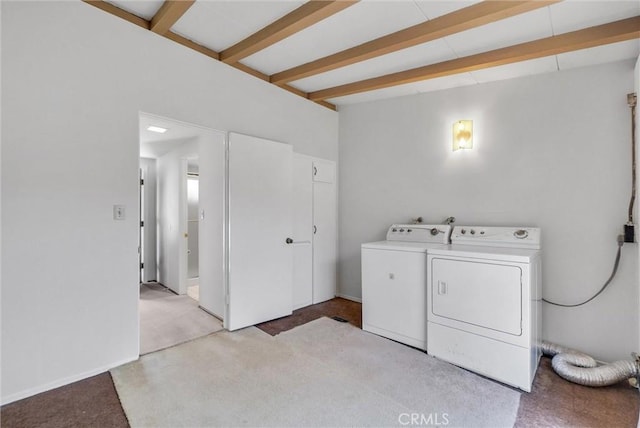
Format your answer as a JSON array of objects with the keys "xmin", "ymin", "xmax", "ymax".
[
  {"xmin": 172, "ymin": 1, "xmax": 305, "ymax": 52},
  {"xmin": 139, "ymin": 114, "xmax": 203, "ymax": 159},
  {"xmin": 110, "ymin": 0, "xmax": 163, "ymax": 20},
  {"xmin": 107, "ymin": 0, "xmax": 640, "ymax": 107}
]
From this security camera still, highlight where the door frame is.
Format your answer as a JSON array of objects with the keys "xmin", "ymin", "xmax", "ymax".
[{"xmin": 138, "ymin": 111, "xmax": 227, "ymax": 321}]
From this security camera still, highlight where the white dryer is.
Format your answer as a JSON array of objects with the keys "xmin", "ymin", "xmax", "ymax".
[
  {"xmin": 362, "ymin": 224, "xmax": 452, "ymax": 350},
  {"xmin": 427, "ymin": 226, "xmax": 542, "ymax": 392}
]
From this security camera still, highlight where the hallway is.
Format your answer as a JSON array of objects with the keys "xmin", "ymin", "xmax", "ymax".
[{"xmin": 139, "ymin": 283, "xmax": 222, "ymax": 355}]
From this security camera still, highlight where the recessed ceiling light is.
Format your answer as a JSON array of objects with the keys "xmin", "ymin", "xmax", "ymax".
[{"xmin": 147, "ymin": 125, "xmax": 168, "ymax": 133}]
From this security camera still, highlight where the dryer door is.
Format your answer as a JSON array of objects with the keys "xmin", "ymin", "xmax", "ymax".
[{"xmin": 431, "ymin": 258, "xmax": 522, "ymax": 336}]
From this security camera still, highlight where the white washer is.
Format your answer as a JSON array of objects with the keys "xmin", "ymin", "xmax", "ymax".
[
  {"xmin": 427, "ymin": 226, "xmax": 542, "ymax": 392},
  {"xmin": 362, "ymin": 224, "xmax": 452, "ymax": 350}
]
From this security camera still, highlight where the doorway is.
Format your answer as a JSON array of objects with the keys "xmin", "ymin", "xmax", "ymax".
[
  {"xmin": 137, "ymin": 117, "xmax": 301, "ymax": 346},
  {"xmin": 138, "ymin": 112, "xmax": 226, "ymax": 354}
]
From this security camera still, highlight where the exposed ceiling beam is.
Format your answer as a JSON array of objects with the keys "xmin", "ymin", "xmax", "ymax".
[
  {"xmin": 230, "ymin": 62, "xmax": 270, "ymax": 82},
  {"xmin": 271, "ymin": 0, "xmax": 560, "ymax": 85},
  {"xmin": 150, "ymin": 1, "xmax": 195, "ymax": 35},
  {"xmin": 83, "ymin": 0, "xmax": 149, "ymax": 29},
  {"xmin": 220, "ymin": 0, "xmax": 358, "ymax": 64},
  {"xmin": 309, "ymin": 16, "xmax": 640, "ymax": 101},
  {"xmin": 165, "ymin": 31, "xmax": 220, "ymax": 60},
  {"xmin": 81, "ymin": 1, "xmax": 336, "ymax": 111}
]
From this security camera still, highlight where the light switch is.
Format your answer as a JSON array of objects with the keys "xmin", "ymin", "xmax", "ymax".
[
  {"xmin": 200, "ymin": 209, "xmax": 205, "ymax": 220},
  {"xmin": 113, "ymin": 205, "xmax": 126, "ymax": 220}
]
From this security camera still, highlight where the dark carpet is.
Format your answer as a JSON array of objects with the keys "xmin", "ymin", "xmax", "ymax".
[
  {"xmin": 256, "ymin": 297, "xmax": 362, "ymax": 335},
  {"xmin": 1, "ymin": 372, "xmax": 129, "ymax": 428},
  {"xmin": 515, "ymin": 356, "xmax": 639, "ymax": 428},
  {"xmin": 2, "ymin": 298, "xmax": 638, "ymax": 427}
]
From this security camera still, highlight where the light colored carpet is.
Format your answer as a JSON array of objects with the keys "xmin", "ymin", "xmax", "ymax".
[
  {"xmin": 187, "ymin": 284, "xmax": 200, "ymax": 301},
  {"xmin": 113, "ymin": 317, "xmax": 520, "ymax": 427},
  {"xmin": 139, "ymin": 283, "xmax": 223, "ymax": 355}
]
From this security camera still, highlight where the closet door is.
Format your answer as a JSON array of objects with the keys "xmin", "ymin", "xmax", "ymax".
[
  {"xmin": 292, "ymin": 154, "xmax": 313, "ymax": 310},
  {"xmin": 227, "ymin": 133, "xmax": 293, "ymax": 331},
  {"xmin": 313, "ymin": 159, "xmax": 336, "ymax": 183},
  {"xmin": 312, "ymin": 160, "xmax": 337, "ymax": 304}
]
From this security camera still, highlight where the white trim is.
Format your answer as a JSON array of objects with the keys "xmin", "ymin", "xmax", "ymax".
[
  {"xmin": 336, "ymin": 293, "xmax": 362, "ymax": 303},
  {"xmin": 198, "ymin": 305, "xmax": 224, "ymax": 322},
  {"xmin": 223, "ymin": 133, "xmax": 230, "ymax": 330},
  {"xmin": 0, "ymin": 355, "xmax": 138, "ymax": 405},
  {"xmin": 138, "ymin": 111, "xmax": 223, "ymax": 133}
]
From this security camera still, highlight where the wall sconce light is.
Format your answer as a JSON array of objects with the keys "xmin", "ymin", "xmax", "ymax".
[{"xmin": 452, "ymin": 120, "xmax": 473, "ymax": 151}]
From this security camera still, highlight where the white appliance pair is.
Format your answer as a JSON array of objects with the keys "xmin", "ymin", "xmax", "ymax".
[{"xmin": 361, "ymin": 224, "xmax": 542, "ymax": 392}]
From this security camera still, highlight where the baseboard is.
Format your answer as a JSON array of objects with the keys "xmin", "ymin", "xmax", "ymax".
[
  {"xmin": 336, "ymin": 293, "xmax": 362, "ymax": 303},
  {"xmin": 199, "ymin": 305, "xmax": 223, "ymax": 322},
  {"xmin": 0, "ymin": 354, "xmax": 138, "ymax": 406}
]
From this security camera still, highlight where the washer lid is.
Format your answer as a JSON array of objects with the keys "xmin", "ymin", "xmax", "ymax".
[{"xmin": 362, "ymin": 240, "xmax": 448, "ymax": 253}]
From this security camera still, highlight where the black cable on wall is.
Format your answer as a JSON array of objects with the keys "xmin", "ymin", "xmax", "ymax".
[{"xmin": 544, "ymin": 92, "xmax": 637, "ymax": 308}]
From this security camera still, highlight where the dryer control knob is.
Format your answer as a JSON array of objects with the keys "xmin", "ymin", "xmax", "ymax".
[
  {"xmin": 461, "ymin": 229, "xmax": 466, "ymax": 234},
  {"xmin": 407, "ymin": 229, "xmax": 412, "ymax": 232},
  {"xmin": 470, "ymin": 229, "xmax": 476, "ymax": 235},
  {"xmin": 514, "ymin": 229, "xmax": 528, "ymax": 239},
  {"xmin": 399, "ymin": 228, "xmax": 405, "ymax": 232}
]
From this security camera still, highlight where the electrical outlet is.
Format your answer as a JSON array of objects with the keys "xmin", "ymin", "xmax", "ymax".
[{"xmin": 624, "ymin": 224, "xmax": 636, "ymax": 243}]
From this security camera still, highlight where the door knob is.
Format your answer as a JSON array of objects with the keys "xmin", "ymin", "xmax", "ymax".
[{"xmin": 286, "ymin": 238, "xmax": 293, "ymax": 244}]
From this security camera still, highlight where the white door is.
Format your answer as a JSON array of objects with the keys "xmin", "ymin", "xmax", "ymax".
[
  {"xmin": 227, "ymin": 132, "xmax": 293, "ymax": 331},
  {"xmin": 156, "ymin": 154, "xmax": 188, "ymax": 294},
  {"xmin": 292, "ymin": 154, "xmax": 313, "ymax": 310},
  {"xmin": 431, "ymin": 258, "xmax": 522, "ymax": 335},
  {"xmin": 312, "ymin": 161, "xmax": 337, "ymax": 304},
  {"xmin": 313, "ymin": 159, "xmax": 336, "ymax": 183}
]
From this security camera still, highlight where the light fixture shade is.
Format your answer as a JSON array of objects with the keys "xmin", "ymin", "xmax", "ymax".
[{"xmin": 453, "ymin": 120, "xmax": 473, "ymax": 151}]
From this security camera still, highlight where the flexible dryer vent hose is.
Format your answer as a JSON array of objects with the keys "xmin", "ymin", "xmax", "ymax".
[{"xmin": 541, "ymin": 341, "xmax": 639, "ymax": 387}]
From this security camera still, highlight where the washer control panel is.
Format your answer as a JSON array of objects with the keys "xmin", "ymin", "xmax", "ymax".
[
  {"xmin": 451, "ymin": 226, "xmax": 541, "ymax": 249},
  {"xmin": 386, "ymin": 224, "xmax": 452, "ymax": 244}
]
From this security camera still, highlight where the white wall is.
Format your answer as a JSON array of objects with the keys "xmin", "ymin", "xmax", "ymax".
[
  {"xmin": 0, "ymin": 3, "xmax": 3, "ymax": 346},
  {"xmin": 155, "ymin": 129, "xmax": 226, "ymax": 316},
  {"xmin": 1, "ymin": 1, "xmax": 338, "ymax": 404},
  {"xmin": 140, "ymin": 157, "xmax": 157, "ymax": 282},
  {"xmin": 339, "ymin": 60, "xmax": 638, "ymax": 362},
  {"xmin": 197, "ymin": 131, "xmax": 226, "ymax": 318}
]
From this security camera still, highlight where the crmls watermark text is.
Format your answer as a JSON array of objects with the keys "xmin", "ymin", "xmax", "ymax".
[{"xmin": 398, "ymin": 412, "xmax": 449, "ymax": 426}]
